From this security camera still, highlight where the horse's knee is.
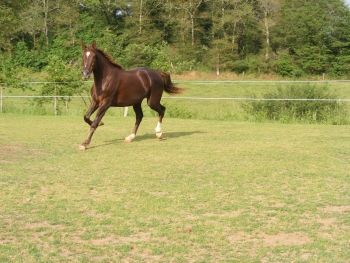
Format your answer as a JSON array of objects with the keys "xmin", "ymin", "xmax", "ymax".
[
  {"xmin": 84, "ymin": 115, "xmax": 90, "ymax": 124},
  {"xmin": 90, "ymin": 120, "xmax": 100, "ymax": 129}
]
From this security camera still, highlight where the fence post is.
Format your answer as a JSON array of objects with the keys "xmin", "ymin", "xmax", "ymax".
[
  {"xmin": 124, "ymin": 107, "xmax": 128, "ymax": 117},
  {"xmin": 0, "ymin": 86, "xmax": 3, "ymax": 113},
  {"xmin": 54, "ymin": 85, "xmax": 57, "ymax": 116}
]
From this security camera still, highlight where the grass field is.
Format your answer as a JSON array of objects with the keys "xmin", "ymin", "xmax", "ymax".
[{"xmin": 1, "ymin": 114, "xmax": 349, "ymax": 262}]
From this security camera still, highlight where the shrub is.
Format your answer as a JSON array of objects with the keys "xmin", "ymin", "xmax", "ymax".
[
  {"xmin": 228, "ymin": 60, "xmax": 249, "ymax": 74},
  {"xmin": 242, "ymin": 83, "xmax": 349, "ymax": 124},
  {"xmin": 273, "ymin": 56, "xmax": 294, "ymax": 77}
]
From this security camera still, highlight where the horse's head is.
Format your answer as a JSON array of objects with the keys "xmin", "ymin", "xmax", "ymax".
[{"xmin": 81, "ymin": 41, "xmax": 97, "ymax": 79}]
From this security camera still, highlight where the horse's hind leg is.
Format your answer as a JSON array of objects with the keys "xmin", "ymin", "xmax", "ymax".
[
  {"xmin": 148, "ymin": 101, "xmax": 165, "ymax": 139},
  {"xmin": 125, "ymin": 102, "xmax": 143, "ymax": 142}
]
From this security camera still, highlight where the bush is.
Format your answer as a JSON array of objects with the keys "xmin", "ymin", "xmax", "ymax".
[
  {"xmin": 162, "ymin": 102, "xmax": 194, "ymax": 119},
  {"xmin": 273, "ymin": 56, "xmax": 294, "ymax": 76},
  {"xmin": 227, "ymin": 60, "xmax": 249, "ymax": 74},
  {"xmin": 243, "ymin": 83, "xmax": 349, "ymax": 124}
]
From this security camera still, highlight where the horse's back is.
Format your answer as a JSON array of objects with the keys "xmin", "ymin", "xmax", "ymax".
[
  {"xmin": 127, "ymin": 67, "xmax": 163, "ymax": 86},
  {"xmin": 114, "ymin": 68, "xmax": 163, "ymax": 106}
]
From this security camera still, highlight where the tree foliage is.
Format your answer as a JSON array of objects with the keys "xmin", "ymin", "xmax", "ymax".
[{"xmin": 1, "ymin": 0, "xmax": 350, "ymax": 78}]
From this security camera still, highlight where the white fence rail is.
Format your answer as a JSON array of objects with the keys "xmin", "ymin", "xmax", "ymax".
[
  {"xmin": 1, "ymin": 81, "xmax": 350, "ymax": 114},
  {"xmin": 1, "ymin": 95, "xmax": 349, "ymax": 116}
]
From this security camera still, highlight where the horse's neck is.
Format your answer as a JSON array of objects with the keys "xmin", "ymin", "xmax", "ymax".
[
  {"xmin": 93, "ymin": 56, "xmax": 120, "ymax": 89},
  {"xmin": 93, "ymin": 57, "xmax": 109, "ymax": 78}
]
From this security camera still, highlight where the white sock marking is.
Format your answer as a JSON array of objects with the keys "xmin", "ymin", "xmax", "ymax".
[{"xmin": 155, "ymin": 122, "xmax": 162, "ymax": 133}]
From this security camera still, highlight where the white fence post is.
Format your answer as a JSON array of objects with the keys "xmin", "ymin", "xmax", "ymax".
[
  {"xmin": 0, "ymin": 86, "xmax": 3, "ymax": 113},
  {"xmin": 123, "ymin": 107, "xmax": 128, "ymax": 117},
  {"xmin": 54, "ymin": 85, "xmax": 57, "ymax": 116}
]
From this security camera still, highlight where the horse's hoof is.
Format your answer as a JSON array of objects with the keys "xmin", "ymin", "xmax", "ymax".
[
  {"xmin": 124, "ymin": 134, "xmax": 135, "ymax": 142},
  {"xmin": 156, "ymin": 132, "xmax": 163, "ymax": 139},
  {"xmin": 124, "ymin": 137, "xmax": 133, "ymax": 143},
  {"xmin": 78, "ymin": 145, "xmax": 86, "ymax": 150}
]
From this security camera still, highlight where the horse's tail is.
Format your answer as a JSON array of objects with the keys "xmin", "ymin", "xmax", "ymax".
[{"xmin": 158, "ymin": 70, "xmax": 184, "ymax": 94}]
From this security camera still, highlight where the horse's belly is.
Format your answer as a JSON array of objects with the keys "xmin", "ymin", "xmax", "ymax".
[{"xmin": 113, "ymin": 90, "xmax": 147, "ymax": 107}]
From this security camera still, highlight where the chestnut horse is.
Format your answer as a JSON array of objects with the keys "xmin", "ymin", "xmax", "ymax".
[{"xmin": 78, "ymin": 41, "xmax": 183, "ymax": 150}]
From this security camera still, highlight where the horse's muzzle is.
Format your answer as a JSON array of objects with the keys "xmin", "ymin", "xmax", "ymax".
[{"xmin": 82, "ymin": 70, "xmax": 91, "ymax": 79}]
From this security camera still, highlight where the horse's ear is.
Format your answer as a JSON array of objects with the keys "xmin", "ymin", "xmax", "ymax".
[
  {"xmin": 92, "ymin": 40, "xmax": 96, "ymax": 49},
  {"xmin": 81, "ymin": 41, "xmax": 87, "ymax": 50}
]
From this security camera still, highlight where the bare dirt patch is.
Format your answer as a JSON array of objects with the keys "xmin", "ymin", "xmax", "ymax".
[
  {"xmin": 0, "ymin": 146, "xmax": 23, "ymax": 163},
  {"xmin": 321, "ymin": 206, "xmax": 350, "ymax": 213},
  {"xmin": 228, "ymin": 231, "xmax": 312, "ymax": 247},
  {"xmin": 203, "ymin": 209, "xmax": 243, "ymax": 218},
  {"xmin": 0, "ymin": 145, "xmax": 46, "ymax": 163},
  {"xmin": 261, "ymin": 232, "xmax": 312, "ymax": 246}
]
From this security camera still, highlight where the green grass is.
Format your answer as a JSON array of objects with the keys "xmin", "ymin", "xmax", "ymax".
[{"xmin": 1, "ymin": 114, "xmax": 349, "ymax": 262}]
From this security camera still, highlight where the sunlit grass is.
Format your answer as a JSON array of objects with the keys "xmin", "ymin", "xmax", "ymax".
[{"xmin": 0, "ymin": 114, "xmax": 349, "ymax": 262}]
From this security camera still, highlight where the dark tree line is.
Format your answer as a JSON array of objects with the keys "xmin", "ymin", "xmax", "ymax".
[{"xmin": 1, "ymin": 0, "xmax": 350, "ymax": 79}]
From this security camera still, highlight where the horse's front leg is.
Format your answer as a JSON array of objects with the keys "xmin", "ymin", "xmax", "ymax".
[
  {"xmin": 84, "ymin": 101, "xmax": 98, "ymax": 126},
  {"xmin": 79, "ymin": 104, "xmax": 109, "ymax": 150},
  {"xmin": 84, "ymin": 101, "xmax": 104, "ymax": 127}
]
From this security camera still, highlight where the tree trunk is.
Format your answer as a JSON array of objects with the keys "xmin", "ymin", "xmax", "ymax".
[
  {"xmin": 43, "ymin": 0, "xmax": 49, "ymax": 47},
  {"xmin": 139, "ymin": 0, "xmax": 143, "ymax": 39},
  {"xmin": 191, "ymin": 13, "xmax": 194, "ymax": 47},
  {"xmin": 264, "ymin": 13, "xmax": 270, "ymax": 60}
]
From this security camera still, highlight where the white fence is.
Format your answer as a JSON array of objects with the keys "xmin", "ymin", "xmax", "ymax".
[{"xmin": 1, "ymin": 80, "xmax": 350, "ymax": 114}]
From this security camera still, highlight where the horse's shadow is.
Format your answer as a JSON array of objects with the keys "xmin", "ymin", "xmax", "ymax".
[
  {"xmin": 136, "ymin": 131, "xmax": 204, "ymax": 141},
  {"xmin": 88, "ymin": 130, "xmax": 204, "ymax": 149}
]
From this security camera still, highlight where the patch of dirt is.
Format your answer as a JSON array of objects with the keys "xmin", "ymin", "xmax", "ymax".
[
  {"xmin": 228, "ymin": 231, "xmax": 312, "ymax": 247},
  {"xmin": 24, "ymin": 221, "xmax": 66, "ymax": 231},
  {"xmin": 317, "ymin": 218, "xmax": 337, "ymax": 230},
  {"xmin": 228, "ymin": 231, "xmax": 250, "ymax": 243},
  {"xmin": 0, "ymin": 146, "xmax": 23, "ymax": 163},
  {"xmin": 0, "ymin": 145, "xmax": 46, "ymax": 163},
  {"xmin": 203, "ymin": 210, "xmax": 243, "ymax": 218},
  {"xmin": 261, "ymin": 232, "xmax": 312, "ymax": 246},
  {"xmin": 321, "ymin": 206, "xmax": 350, "ymax": 213}
]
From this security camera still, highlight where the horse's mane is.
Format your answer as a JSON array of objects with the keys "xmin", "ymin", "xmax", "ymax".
[{"xmin": 94, "ymin": 48, "xmax": 123, "ymax": 69}]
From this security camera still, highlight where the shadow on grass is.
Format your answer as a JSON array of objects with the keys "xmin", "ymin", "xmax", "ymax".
[{"xmin": 88, "ymin": 131, "xmax": 204, "ymax": 150}]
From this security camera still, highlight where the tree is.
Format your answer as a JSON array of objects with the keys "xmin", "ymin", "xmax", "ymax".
[
  {"xmin": 211, "ymin": 0, "xmax": 256, "ymax": 73},
  {"xmin": 0, "ymin": 0, "xmax": 28, "ymax": 52},
  {"xmin": 20, "ymin": 1, "xmax": 43, "ymax": 47},
  {"xmin": 42, "ymin": 0, "xmax": 61, "ymax": 46},
  {"xmin": 276, "ymin": 0, "xmax": 350, "ymax": 75},
  {"xmin": 256, "ymin": 0, "xmax": 282, "ymax": 60},
  {"xmin": 55, "ymin": 0, "xmax": 81, "ymax": 46}
]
